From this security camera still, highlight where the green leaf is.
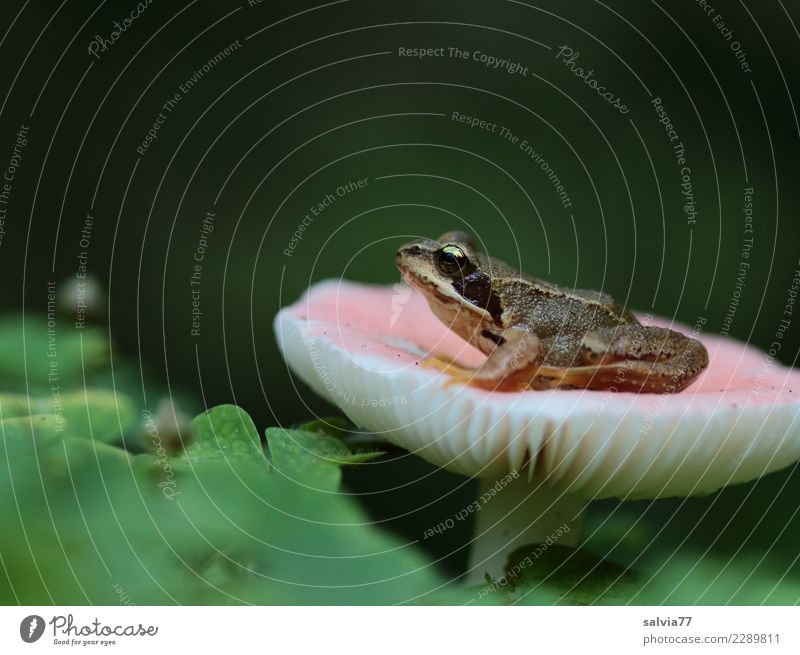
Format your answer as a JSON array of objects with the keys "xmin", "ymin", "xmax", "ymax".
[
  {"xmin": 0, "ymin": 315, "xmax": 107, "ymax": 392},
  {"xmin": 295, "ymin": 416, "xmax": 391, "ymax": 456},
  {"xmin": 480, "ymin": 544, "xmax": 647, "ymax": 605},
  {"xmin": 0, "ymin": 390, "xmax": 137, "ymax": 444},
  {"xmin": 294, "ymin": 416, "xmax": 354, "ymax": 439},
  {"xmin": 182, "ymin": 404, "xmax": 265, "ymax": 466},
  {"xmin": 0, "ymin": 394, "xmax": 44, "ymax": 417},
  {"xmin": 266, "ymin": 427, "xmax": 385, "ymax": 492},
  {"xmin": 334, "ymin": 448, "xmax": 386, "ymax": 464},
  {"xmin": 0, "ymin": 414, "xmax": 64, "ymax": 448},
  {"xmin": 0, "ymin": 419, "xmax": 445, "ymax": 605},
  {"xmin": 62, "ymin": 390, "xmax": 137, "ymax": 444},
  {"xmin": 265, "ymin": 427, "xmax": 342, "ymax": 491},
  {"xmin": 272, "ymin": 427, "xmax": 385, "ymax": 465}
]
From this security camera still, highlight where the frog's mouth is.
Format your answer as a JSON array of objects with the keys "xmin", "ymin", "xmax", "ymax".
[
  {"xmin": 400, "ymin": 270, "xmax": 488, "ymax": 319},
  {"xmin": 400, "ymin": 270, "xmax": 448, "ymax": 302}
]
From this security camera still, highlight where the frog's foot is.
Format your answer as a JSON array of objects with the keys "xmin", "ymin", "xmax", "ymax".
[
  {"xmin": 575, "ymin": 324, "xmax": 709, "ymax": 392},
  {"xmin": 420, "ymin": 354, "xmax": 464, "ymax": 373},
  {"xmin": 424, "ymin": 360, "xmax": 480, "ymax": 388},
  {"xmin": 420, "ymin": 355, "xmax": 477, "ymax": 388}
]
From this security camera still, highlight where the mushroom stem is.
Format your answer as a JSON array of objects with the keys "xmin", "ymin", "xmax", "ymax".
[{"xmin": 466, "ymin": 475, "xmax": 585, "ymax": 583}]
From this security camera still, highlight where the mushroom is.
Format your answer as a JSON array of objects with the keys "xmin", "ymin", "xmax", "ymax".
[{"xmin": 275, "ymin": 279, "xmax": 800, "ymax": 580}]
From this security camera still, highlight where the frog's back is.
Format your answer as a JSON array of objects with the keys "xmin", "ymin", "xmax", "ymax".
[
  {"xmin": 474, "ymin": 251, "xmax": 638, "ymax": 328},
  {"xmin": 568, "ymin": 286, "xmax": 638, "ymax": 323},
  {"xmin": 499, "ymin": 270, "xmax": 638, "ymax": 333}
]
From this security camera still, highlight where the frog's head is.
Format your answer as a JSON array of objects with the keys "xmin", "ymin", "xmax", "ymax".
[{"xmin": 395, "ymin": 231, "xmax": 504, "ymax": 326}]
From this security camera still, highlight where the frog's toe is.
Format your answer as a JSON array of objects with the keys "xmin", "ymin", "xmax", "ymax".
[
  {"xmin": 421, "ymin": 355, "xmax": 462, "ymax": 373},
  {"xmin": 421, "ymin": 357, "xmax": 478, "ymax": 388}
]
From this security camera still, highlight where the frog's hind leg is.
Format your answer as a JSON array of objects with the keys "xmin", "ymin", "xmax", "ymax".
[{"xmin": 568, "ymin": 324, "xmax": 709, "ymax": 392}]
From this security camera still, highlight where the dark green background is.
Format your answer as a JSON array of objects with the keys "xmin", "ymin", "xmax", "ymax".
[{"xmin": 1, "ymin": 0, "xmax": 799, "ymax": 586}]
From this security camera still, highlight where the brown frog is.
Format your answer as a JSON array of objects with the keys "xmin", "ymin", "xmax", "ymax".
[{"xmin": 395, "ymin": 231, "xmax": 708, "ymax": 392}]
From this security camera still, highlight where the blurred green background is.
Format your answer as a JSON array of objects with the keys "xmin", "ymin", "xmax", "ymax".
[{"xmin": 1, "ymin": 0, "xmax": 799, "ymax": 603}]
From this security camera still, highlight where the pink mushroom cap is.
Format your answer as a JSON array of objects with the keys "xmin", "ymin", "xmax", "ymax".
[{"xmin": 275, "ymin": 279, "xmax": 800, "ymax": 500}]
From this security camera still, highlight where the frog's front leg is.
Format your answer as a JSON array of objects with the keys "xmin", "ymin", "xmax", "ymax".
[
  {"xmin": 425, "ymin": 327, "xmax": 543, "ymax": 390},
  {"xmin": 574, "ymin": 324, "xmax": 708, "ymax": 392}
]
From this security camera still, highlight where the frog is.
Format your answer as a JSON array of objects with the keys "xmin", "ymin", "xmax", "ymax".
[{"xmin": 395, "ymin": 231, "xmax": 709, "ymax": 393}]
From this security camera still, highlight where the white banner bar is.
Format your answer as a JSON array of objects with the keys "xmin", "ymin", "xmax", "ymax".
[{"xmin": 1, "ymin": 606, "xmax": 798, "ymax": 654}]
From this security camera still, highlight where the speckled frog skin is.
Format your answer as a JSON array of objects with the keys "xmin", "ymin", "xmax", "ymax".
[{"xmin": 395, "ymin": 231, "xmax": 709, "ymax": 392}]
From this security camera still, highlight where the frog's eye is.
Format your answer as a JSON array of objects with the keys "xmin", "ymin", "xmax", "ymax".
[{"xmin": 435, "ymin": 245, "xmax": 467, "ymax": 276}]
